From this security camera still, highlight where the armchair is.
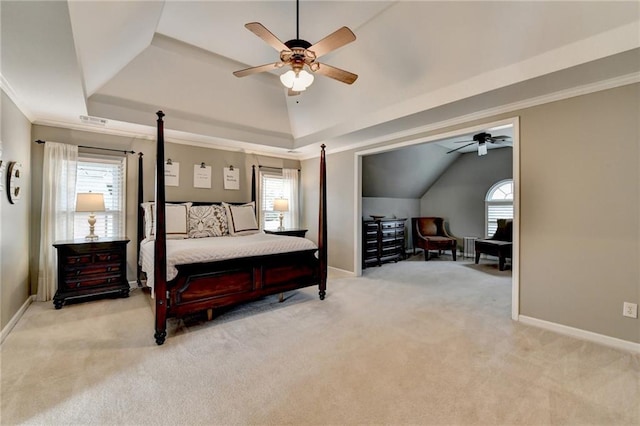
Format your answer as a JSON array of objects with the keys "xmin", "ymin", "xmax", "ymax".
[
  {"xmin": 474, "ymin": 218, "xmax": 513, "ymax": 270},
  {"xmin": 411, "ymin": 217, "xmax": 457, "ymax": 261}
]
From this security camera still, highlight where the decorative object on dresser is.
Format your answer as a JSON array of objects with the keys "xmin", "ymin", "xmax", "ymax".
[
  {"xmin": 264, "ymin": 228, "xmax": 307, "ymax": 238},
  {"xmin": 53, "ymin": 238, "xmax": 130, "ymax": 309},
  {"xmin": 411, "ymin": 217, "xmax": 457, "ymax": 261},
  {"xmin": 273, "ymin": 198, "xmax": 289, "ymax": 230},
  {"xmin": 75, "ymin": 192, "xmax": 105, "ymax": 241},
  {"xmin": 362, "ymin": 218, "xmax": 406, "ymax": 269},
  {"xmin": 475, "ymin": 218, "xmax": 513, "ymax": 271}
]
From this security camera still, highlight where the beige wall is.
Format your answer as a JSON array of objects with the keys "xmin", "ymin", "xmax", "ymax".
[
  {"xmin": 1, "ymin": 91, "xmax": 32, "ymax": 330},
  {"xmin": 31, "ymin": 125, "xmax": 299, "ymax": 285},
  {"xmin": 302, "ymin": 83, "xmax": 639, "ymax": 343}
]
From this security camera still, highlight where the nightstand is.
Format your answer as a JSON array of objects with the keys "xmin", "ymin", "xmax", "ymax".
[
  {"xmin": 53, "ymin": 237, "xmax": 130, "ymax": 309},
  {"xmin": 264, "ymin": 228, "xmax": 308, "ymax": 238}
]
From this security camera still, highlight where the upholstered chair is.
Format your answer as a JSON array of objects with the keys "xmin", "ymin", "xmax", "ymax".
[
  {"xmin": 474, "ymin": 218, "xmax": 513, "ymax": 270},
  {"xmin": 411, "ymin": 217, "xmax": 457, "ymax": 261}
]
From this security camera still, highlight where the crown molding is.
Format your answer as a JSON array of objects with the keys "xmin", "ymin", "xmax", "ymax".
[
  {"xmin": 300, "ymin": 71, "xmax": 640, "ymax": 161},
  {"xmin": 0, "ymin": 74, "xmax": 35, "ymax": 122}
]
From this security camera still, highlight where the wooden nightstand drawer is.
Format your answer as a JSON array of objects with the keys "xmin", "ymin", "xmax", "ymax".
[
  {"xmin": 53, "ymin": 238, "xmax": 130, "ymax": 309},
  {"xmin": 63, "ymin": 273, "xmax": 125, "ymax": 290},
  {"xmin": 63, "ymin": 262, "xmax": 122, "ymax": 278}
]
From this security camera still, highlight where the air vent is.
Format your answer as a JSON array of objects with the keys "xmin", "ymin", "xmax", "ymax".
[{"xmin": 79, "ymin": 115, "xmax": 107, "ymax": 127}]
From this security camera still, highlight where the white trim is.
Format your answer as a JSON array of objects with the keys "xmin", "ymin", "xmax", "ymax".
[
  {"xmin": 354, "ymin": 117, "xmax": 521, "ymax": 319},
  {"xmin": 328, "ymin": 266, "xmax": 356, "ymax": 278},
  {"xmin": 303, "ymin": 72, "xmax": 640, "ymax": 161},
  {"xmin": 519, "ymin": 315, "xmax": 640, "ymax": 354},
  {"xmin": 0, "ymin": 295, "xmax": 35, "ymax": 345},
  {"xmin": 0, "ymin": 75, "xmax": 35, "ymax": 122},
  {"xmin": 511, "ymin": 118, "xmax": 521, "ymax": 321}
]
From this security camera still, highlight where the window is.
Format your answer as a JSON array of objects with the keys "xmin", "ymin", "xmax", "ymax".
[
  {"xmin": 74, "ymin": 154, "xmax": 127, "ymax": 239},
  {"xmin": 259, "ymin": 168, "xmax": 299, "ymax": 231},
  {"xmin": 260, "ymin": 170, "xmax": 286, "ymax": 230},
  {"xmin": 485, "ymin": 179, "xmax": 513, "ymax": 237}
]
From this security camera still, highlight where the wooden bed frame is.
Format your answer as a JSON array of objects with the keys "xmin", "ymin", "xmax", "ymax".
[{"xmin": 141, "ymin": 111, "xmax": 327, "ymax": 345}]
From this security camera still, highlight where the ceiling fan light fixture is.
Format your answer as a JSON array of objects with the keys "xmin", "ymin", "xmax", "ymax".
[
  {"xmin": 280, "ymin": 69, "xmax": 314, "ymax": 91},
  {"xmin": 478, "ymin": 142, "xmax": 488, "ymax": 156}
]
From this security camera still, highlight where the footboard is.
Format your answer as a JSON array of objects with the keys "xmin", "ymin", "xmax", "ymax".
[{"xmin": 167, "ymin": 250, "xmax": 320, "ymax": 318}]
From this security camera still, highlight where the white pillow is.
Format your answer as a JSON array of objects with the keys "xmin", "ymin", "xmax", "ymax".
[
  {"xmin": 141, "ymin": 202, "xmax": 192, "ymax": 239},
  {"xmin": 222, "ymin": 202, "xmax": 259, "ymax": 236}
]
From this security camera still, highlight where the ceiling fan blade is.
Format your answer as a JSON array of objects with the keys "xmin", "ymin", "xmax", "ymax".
[
  {"xmin": 308, "ymin": 26, "xmax": 356, "ymax": 58},
  {"xmin": 233, "ymin": 62, "xmax": 283, "ymax": 78},
  {"xmin": 488, "ymin": 135, "xmax": 511, "ymax": 142},
  {"xmin": 244, "ymin": 22, "xmax": 289, "ymax": 52},
  {"xmin": 313, "ymin": 63, "xmax": 358, "ymax": 85},
  {"xmin": 446, "ymin": 142, "xmax": 475, "ymax": 154},
  {"xmin": 454, "ymin": 139, "xmax": 474, "ymax": 144}
]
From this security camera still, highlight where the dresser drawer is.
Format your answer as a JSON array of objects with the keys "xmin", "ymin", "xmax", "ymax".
[
  {"xmin": 63, "ymin": 262, "xmax": 122, "ymax": 278},
  {"xmin": 62, "ymin": 273, "xmax": 125, "ymax": 290}
]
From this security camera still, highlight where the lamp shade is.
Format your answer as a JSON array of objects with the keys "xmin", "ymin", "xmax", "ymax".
[
  {"xmin": 76, "ymin": 192, "xmax": 105, "ymax": 212},
  {"xmin": 280, "ymin": 69, "xmax": 314, "ymax": 91},
  {"xmin": 273, "ymin": 198, "xmax": 289, "ymax": 212}
]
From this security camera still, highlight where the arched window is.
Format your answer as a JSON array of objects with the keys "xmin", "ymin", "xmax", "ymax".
[{"xmin": 485, "ymin": 179, "xmax": 513, "ymax": 237}]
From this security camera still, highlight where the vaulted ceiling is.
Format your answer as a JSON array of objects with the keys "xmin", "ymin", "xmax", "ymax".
[{"xmin": 2, "ymin": 1, "xmax": 639, "ymax": 158}]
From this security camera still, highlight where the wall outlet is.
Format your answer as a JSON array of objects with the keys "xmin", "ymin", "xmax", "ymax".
[{"xmin": 623, "ymin": 302, "xmax": 638, "ymax": 318}]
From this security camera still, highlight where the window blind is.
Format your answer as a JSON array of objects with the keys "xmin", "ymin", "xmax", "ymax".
[
  {"xmin": 74, "ymin": 155, "xmax": 126, "ymax": 239},
  {"xmin": 486, "ymin": 203, "xmax": 513, "ymax": 237},
  {"xmin": 260, "ymin": 171, "xmax": 285, "ymax": 230}
]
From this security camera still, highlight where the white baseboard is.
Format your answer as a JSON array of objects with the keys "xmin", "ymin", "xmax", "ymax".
[
  {"xmin": 328, "ymin": 266, "xmax": 355, "ymax": 277},
  {"xmin": 0, "ymin": 295, "xmax": 35, "ymax": 345},
  {"xmin": 519, "ymin": 315, "xmax": 640, "ymax": 354}
]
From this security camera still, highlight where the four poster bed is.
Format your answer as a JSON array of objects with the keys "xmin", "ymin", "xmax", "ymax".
[{"xmin": 139, "ymin": 111, "xmax": 327, "ymax": 345}]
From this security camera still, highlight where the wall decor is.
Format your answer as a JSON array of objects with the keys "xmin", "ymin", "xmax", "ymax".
[
  {"xmin": 7, "ymin": 161, "xmax": 23, "ymax": 204},
  {"xmin": 194, "ymin": 163, "xmax": 212, "ymax": 188},
  {"xmin": 223, "ymin": 166, "xmax": 240, "ymax": 190},
  {"xmin": 164, "ymin": 161, "xmax": 179, "ymax": 187}
]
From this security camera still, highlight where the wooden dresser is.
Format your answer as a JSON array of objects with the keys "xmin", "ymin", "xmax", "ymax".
[
  {"xmin": 362, "ymin": 218, "xmax": 406, "ymax": 269},
  {"xmin": 53, "ymin": 238, "xmax": 130, "ymax": 309}
]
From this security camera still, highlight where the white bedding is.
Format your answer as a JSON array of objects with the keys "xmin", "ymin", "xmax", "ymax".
[{"xmin": 140, "ymin": 232, "xmax": 317, "ymax": 290}]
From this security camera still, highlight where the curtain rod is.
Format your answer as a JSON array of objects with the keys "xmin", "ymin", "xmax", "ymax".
[
  {"xmin": 258, "ymin": 165, "xmax": 300, "ymax": 171},
  {"xmin": 35, "ymin": 139, "xmax": 136, "ymax": 155}
]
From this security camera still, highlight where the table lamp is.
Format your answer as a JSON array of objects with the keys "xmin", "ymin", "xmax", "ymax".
[
  {"xmin": 76, "ymin": 192, "xmax": 105, "ymax": 241},
  {"xmin": 273, "ymin": 198, "xmax": 289, "ymax": 231}
]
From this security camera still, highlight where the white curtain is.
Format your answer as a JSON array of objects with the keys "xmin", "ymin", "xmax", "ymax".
[
  {"xmin": 37, "ymin": 142, "xmax": 78, "ymax": 301},
  {"xmin": 282, "ymin": 168, "xmax": 299, "ymax": 228}
]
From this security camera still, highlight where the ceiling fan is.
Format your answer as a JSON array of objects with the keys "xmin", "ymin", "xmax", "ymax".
[
  {"xmin": 446, "ymin": 132, "xmax": 512, "ymax": 156},
  {"xmin": 233, "ymin": 0, "xmax": 358, "ymax": 95}
]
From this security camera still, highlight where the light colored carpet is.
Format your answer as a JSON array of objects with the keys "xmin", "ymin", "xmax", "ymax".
[{"xmin": 1, "ymin": 255, "xmax": 639, "ymax": 425}]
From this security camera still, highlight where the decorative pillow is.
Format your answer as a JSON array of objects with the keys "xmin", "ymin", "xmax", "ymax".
[
  {"xmin": 222, "ymin": 202, "xmax": 259, "ymax": 236},
  {"xmin": 141, "ymin": 202, "xmax": 191, "ymax": 239},
  {"xmin": 188, "ymin": 205, "xmax": 228, "ymax": 238}
]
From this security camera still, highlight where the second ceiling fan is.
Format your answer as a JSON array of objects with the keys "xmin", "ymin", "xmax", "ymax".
[
  {"xmin": 447, "ymin": 132, "xmax": 512, "ymax": 156},
  {"xmin": 233, "ymin": 0, "xmax": 358, "ymax": 94}
]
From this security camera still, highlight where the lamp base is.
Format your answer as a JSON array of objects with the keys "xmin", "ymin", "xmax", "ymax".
[
  {"xmin": 278, "ymin": 213, "xmax": 284, "ymax": 231},
  {"xmin": 85, "ymin": 215, "xmax": 99, "ymax": 241}
]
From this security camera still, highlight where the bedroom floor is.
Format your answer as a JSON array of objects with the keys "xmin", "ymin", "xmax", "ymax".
[{"xmin": 1, "ymin": 257, "xmax": 638, "ymax": 425}]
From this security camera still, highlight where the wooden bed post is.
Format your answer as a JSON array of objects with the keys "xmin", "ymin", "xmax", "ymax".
[
  {"xmin": 136, "ymin": 152, "xmax": 144, "ymax": 286},
  {"xmin": 251, "ymin": 164, "xmax": 256, "ymax": 205},
  {"xmin": 318, "ymin": 144, "xmax": 327, "ymax": 300},
  {"xmin": 154, "ymin": 111, "xmax": 168, "ymax": 345}
]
